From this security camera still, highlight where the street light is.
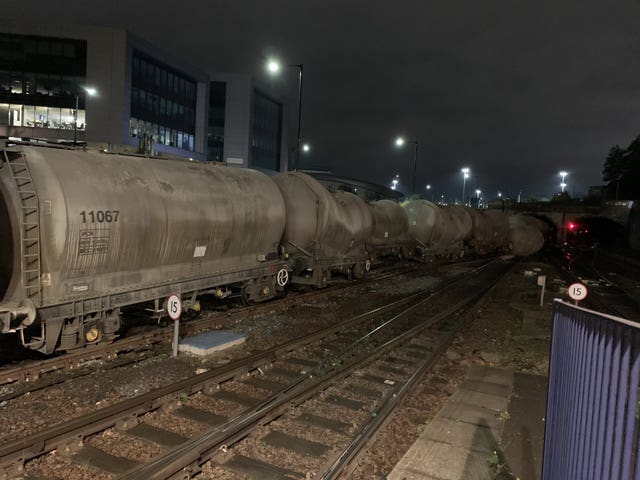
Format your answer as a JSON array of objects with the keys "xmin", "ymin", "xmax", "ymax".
[
  {"xmin": 394, "ymin": 136, "xmax": 419, "ymax": 196},
  {"xmin": 74, "ymin": 86, "xmax": 97, "ymax": 147},
  {"xmin": 302, "ymin": 143, "xmax": 310, "ymax": 152},
  {"xmin": 426, "ymin": 184, "xmax": 432, "ymax": 201},
  {"xmin": 266, "ymin": 60, "xmax": 280, "ymax": 74},
  {"xmin": 266, "ymin": 58, "xmax": 304, "ymax": 170},
  {"xmin": 461, "ymin": 168, "xmax": 470, "ymax": 205},
  {"xmin": 559, "ymin": 171, "xmax": 568, "ymax": 192}
]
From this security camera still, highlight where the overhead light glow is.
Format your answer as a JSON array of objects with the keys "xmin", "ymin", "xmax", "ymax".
[
  {"xmin": 395, "ymin": 137, "xmax": 405, "ymax": 147},
  {"xmin": 302, "ymin": 143, "xmax": 310, "ymax": 152},
  {"xmin": 426, "ymin": 184, "xmax": 431, "ymax": 190},
  {"xmin": 266, "ymin": 59, "xmax": 281, "ymax": 74},
  {"xmin": 84, "ymin": 87, "xmax": 97, "ymax": 96},
  {"xmin": 461, "ymin": 167, "xmax": 470, "ymax": 174}
]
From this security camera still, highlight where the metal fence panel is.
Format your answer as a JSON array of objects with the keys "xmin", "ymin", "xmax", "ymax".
[{"xmin": 543, "ymin": 301, "xmax": 640, "ymax": 480}]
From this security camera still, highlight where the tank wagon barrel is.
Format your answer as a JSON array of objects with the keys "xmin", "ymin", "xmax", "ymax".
[
  {"xmin": 400, "ymin": 199, "xmax": 547, "ymax": 259},
  {"xmin": 0, "ymin": 145, "xmax": 551, "ymax": 356},
  {"xmin": 403, "ymin": 200, "xmax": 472, "ymax": 260},
  {"xmin": 0, "ymin": 146, "xmax": 289, "ymax": 353},
  {"xmin": 367, "ymin": 200, "xmax": 411, "ymax": 260},
  {"xmin": 273, "ymin": 172, "xmax": 373, "ymax": 286},
  {"xmin": 507, "ymin": 214, "xmax": 550, "ymax": 256}
]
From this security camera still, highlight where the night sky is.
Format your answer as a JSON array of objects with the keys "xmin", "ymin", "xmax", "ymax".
[{"xmin": 15, "ymin": 0, "xmax": 640, "ymax": 200}]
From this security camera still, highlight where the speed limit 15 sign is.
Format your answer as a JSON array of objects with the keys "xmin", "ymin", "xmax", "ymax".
[
  {"xmin": 567, "ymin": 283, "xmax": 588, "ymax": 301},
  {"xmin": 166, "ymin": 294, "xmax": 182, "ymax": 321}
]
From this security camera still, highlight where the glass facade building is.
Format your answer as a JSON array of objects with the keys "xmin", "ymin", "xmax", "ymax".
[
  {"xmin": 0, "ymin": 26, "xmax": 286, "ymax": 167},
  {"xmin": 250, "ymin": 89, "xmax": 282, "ymax": 171},
  {"xmin": 0, "ymin": 33, "xmax": 87, "ymax": 133},
  {"xmin": 129, "ymin": 51, "xmax": 197, "ymax": 152}
]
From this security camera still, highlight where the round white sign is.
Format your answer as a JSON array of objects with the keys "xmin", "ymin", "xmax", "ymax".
[
  {"xmin": 567, "ymin": 283, "xmax": 588, "ymax": 301},
  {"xmin": 166, "ymin": 294, "xmax": 182, "ymax": 320}
]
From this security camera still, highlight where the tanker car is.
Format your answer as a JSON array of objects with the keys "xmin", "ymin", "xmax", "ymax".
[
  {"xmin": 402, "ymin": 200, "xmax": 473, "ymax": 260},
  {"xmin": 274, "ymin": 172, "xmax": 373, "ymax": 286},
  {"xmin": 0, "ymin": 145, "xmax": 290, "ymax": 353},
  {"xmin": 366, "ymin": 199, "xmax": 411, "ymax": 260},
  {"xmin": 0, "ymin": 144, "xmax": 551, "ymax": 355}
]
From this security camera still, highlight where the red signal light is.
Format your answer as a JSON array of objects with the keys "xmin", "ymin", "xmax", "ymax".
[{"xmin": 568, "ymin": 222, "xmax": 577, "ymax": 231}]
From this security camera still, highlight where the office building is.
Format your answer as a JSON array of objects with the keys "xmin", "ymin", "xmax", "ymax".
[
  {"xmin": 208, "ymin": 73, "xmax": 287, "ymax": 171},
  {"xmin": 0, "ymin": 22, "xmax": 288, "ymax": 169}
]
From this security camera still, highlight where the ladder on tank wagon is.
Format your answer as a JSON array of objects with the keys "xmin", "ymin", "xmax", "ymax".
[{"xmin": 2, "ymin": 151, "xmax": 42, "ymax": 306}]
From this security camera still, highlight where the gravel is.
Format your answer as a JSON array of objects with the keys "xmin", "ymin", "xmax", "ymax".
[{"xmin": 9, "ymin": 259, "xmax": 553, "ymax": 480}]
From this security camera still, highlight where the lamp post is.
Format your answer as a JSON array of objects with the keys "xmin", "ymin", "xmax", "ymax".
[
  {"xmin": 425, "ymin": 184, "xmax": 432, "ymax": 201},
  {"xmin": 74, "ymin": 86, "xmax": 97, "ymax": 147},
  {"xmin": 267, "ymin": 59, "xmax": 304, "ymax": 170},
  {"xmin": 559, "ymin": 171, "xmax": 568, "ymax": 192},
  {"xmin": 475, "ymin": 189, "xmax": 481, "ymax": 208},
  {"xmin": 394, "ymin": 136, "xmax": 419, "ymax": 196},
  {"xmin": 461, "ymin": 168, "xmax": 470, "ymax": 205}
]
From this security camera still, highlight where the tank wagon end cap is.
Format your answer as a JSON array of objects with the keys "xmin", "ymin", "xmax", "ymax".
[{"xmin": 0, "ymin": 298, "xmax": 37, "ymax": 332}]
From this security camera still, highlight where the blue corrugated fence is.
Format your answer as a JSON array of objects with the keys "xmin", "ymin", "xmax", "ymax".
[{"xmin": 543, "ymin": 300, "xmax": 640, "ymax": 479}]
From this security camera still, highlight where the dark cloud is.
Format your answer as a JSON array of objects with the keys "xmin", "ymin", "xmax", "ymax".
[{"xmin": 13, "ymin": 0, "xmax": 640, "ymax": 199}]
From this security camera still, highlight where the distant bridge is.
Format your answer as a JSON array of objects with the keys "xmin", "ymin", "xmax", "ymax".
[{"xmin": 494, "ymin": 201, "xmax": 635, "ymax": 241}]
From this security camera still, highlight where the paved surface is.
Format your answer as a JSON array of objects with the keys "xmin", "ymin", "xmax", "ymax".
[
  {"xmin": 501, "ymin": 373, "xmax": 548, "ymax": 480},
  {"xmin": 388, "ymin": 366, "xmax": 547, "ymax": 480},
  {"xmin": 388, "ymin": 366, "xmax": 514, "ymax": 480}
]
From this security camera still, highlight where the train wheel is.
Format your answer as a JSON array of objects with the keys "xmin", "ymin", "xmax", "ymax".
[{"xmin": 241, "ymin": 284, "xmax": 255, "ymax": 305}]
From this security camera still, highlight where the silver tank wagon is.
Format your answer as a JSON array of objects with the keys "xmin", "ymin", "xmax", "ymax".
[
  {"xmin": 0, "ymin": 146, "xmax": 288, "ymax": 353},
  {"xmin": 403, "ymin": 200, "xmax": 471, "ymax": 259},
  {"xmin": 367, "ymin": 200, "xmax": 411, "ymax": 259},
  {"xmin": 467, "ymin": 208, "xmax": 509, "ymax": 255},
  {"xmin": 273, "ymin": 172, "xmax": 373, "ymax": 286},
  {"xmin": 507, "ymin": 214, "xmax": 546, "ymax": 256}
]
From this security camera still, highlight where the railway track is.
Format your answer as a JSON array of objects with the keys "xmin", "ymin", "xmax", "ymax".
[
  {"xmin": 0, "ymin": 257, "xmax": 512, "ymax": 480},
  {"xmin": 548, "ymin": 247, "xmax": 640, "ymax": 321},
  {"xmin": 0, "ymin": 263, "xmax": 421, "ymax": 388}
]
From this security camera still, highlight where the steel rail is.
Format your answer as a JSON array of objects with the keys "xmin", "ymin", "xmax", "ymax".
[
  {"xmin": 0, "ymin": 264, "xmax": 418, "ymax": 386},
  {"xmin": 119, "ymin": 261, "xmax": 510, "ymax": 480},
  {"xmin": 314, "ymin": 269, "xmax": 504, "ymax": 480},
  {"xmin": 0, "ymin": 272, "xmax": 440, "ymax": 474},
  {"xmin": 547, "ymin": 248, "xmax": 640, "ymax": 320},
  {"xmin": 0, "ymin": 258, "xmax": 499, "ymax": 478}
]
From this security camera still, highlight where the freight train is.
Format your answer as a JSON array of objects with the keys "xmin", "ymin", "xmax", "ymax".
[{"xmin": 0, "ymin": 145, "xmax": 549, "ymax": 354}]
